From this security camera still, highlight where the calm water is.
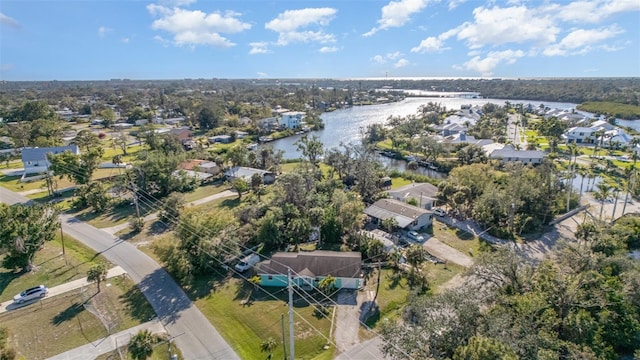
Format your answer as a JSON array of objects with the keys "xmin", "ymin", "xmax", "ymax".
[{"xmin": 264, "ymin": 96, "xmax": 580, "ymax": 159}]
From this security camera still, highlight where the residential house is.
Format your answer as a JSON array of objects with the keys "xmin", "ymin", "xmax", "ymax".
[
  {"xmin": 225, "ymin": 166, "xmax": 276, "ymax": 184},
  {"xmin": 256, "ymin": 251, "xmax": 362, "ymax": 289},
  {"xmin": 169, "ymin": 127, "xmax": 193, "ymax": 142},
  {"xmin": 360, "ymin": 229, "xmax": 397, "ymax": 253},
  {"xmin": 257, "ymin": 117, "xmax": 279, "ymax": 131},
  {"xmin": 388, "ymin": 182, "xmax": 439, "ymax": 210},
  {"xmin": 364, "ymin": 198, "xmax": 433, "ymax": 230},
  {"xmin": 602, "ymin": 128, "xmax": 632, "ymax": 148},
  {"xmin": 179, "ymin": 159, "xmax": 220, "ymax": 176},
  {"xmin": 279, "ymin": 111, "xmax": 305, "ymax": 129},
  {"xmin": 135, "ymin": 119, "xmax": 148, "ymax": 126},
  {"xmin": 208, "ymin": 135, "xmax": 233, "ymax": 144},
  {"xmin": 486, "ymin": 144, "xmax": 545, "ymax": 164},
  {"xmin": 235, "ymin": 130, "xmax": 249, "ymax": 139},
  {"xmin": 564, "ymin": 127, "xmax": 595, "ymax": 143},
  {"xmin": 22, "ymin": 145, "xmax": 80, "ymax": 175}
]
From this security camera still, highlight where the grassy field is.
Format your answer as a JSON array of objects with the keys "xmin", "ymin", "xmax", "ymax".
[
  {"xmin": 0, "ymin": 167, "xmax": 121, "ymax": 194},
  {"xmin": 96, "ymin": 338, "xmax": 183, "ymax": 360},
  {"xmin": 0, "ymin": 234, "xmax": 109, "ymax": 303},
  {"xmin": 0, "ymin": 276, "xmax": 155, "ymax": 360},
  {"xmin": 194, "ymin": 275, "xmax": 334, "ymax": 360},
  {"xmin": 432, "ymin": 222, "xmax": 482, "ymax": 258},
  {"xmin": 181, "ymin": 181, "xmax": 229, "ymax": 202}
]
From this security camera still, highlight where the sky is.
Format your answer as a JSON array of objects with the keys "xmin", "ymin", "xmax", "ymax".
[{"xmin": 1, "ymin": 0, "xmax": 639, "ymax": 81}]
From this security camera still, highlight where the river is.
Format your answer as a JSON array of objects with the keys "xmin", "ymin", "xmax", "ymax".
[{"xmin": 262, "ymin": 96, "xmax": 637, "ymax": 178}]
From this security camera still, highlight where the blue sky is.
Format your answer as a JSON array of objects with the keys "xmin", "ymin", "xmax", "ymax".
[{"xmin": 1, "ymin": 0, "xmax": 639, "ymax": 80}]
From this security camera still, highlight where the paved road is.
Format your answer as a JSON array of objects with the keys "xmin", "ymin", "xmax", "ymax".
[
  {"xmin": 47, "ymin": 319, "xmax": 166, "ymax": 360},
  {"xmin": 0, "ymin": 187, "xmax": 240, "ymax": 360},
  {"xmin": 422, "ymin": 237, "xmax": 473, "ymax": 267},
  {"xmin": 0, "ymin": 266, "xmax": 126, "ymax": 314}
]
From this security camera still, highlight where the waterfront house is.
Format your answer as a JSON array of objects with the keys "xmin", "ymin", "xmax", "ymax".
[
  {"xmin": 22, "ymin": 145, "xmax": 80, "ymax": 175},
  {"xmin": 388, "ymin": 182, "xmax": 439, "ymax": 210},
  {"xmin": 564, "ymin": 127, "xmax": 595, "ymax": 143},
  {"xmin": 256, "ymin": 251, "xmax": 362, "ymax": 290},
  {"xmin": 364, "ymin": 198, "xmax": 433, "ymax": 230},
  {"xmin": 486, "ymin": 144, "xmax": 545, "ymax": 164},
  {"xmin": 279, "ymin": 111, "xmax": 305, "ymax": 129},
  {"xmin": 225, "ymin": 166, "xmax": 276, "ymax": 184}
]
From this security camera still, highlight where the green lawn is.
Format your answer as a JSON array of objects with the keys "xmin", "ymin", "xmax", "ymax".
[
  {"xmin": 432, "ymin": 222, "xmax": 482, "ymax": 257},
  {"xmin": 194, "ymin": 276, "xmax": 333, "ymax": 360},
  {"xmin": 181, "ymin": 182, "xmax": 229, "ymax": 202},
  {"xmin": 0, "ymin": 234, "xmax": 109, "ymax": 303},
  {"xmin": 96, "ymin": 337, "xmax": 183, "ymax": 360},
  {"xmin": 0, "ymin": 276, "xmax": 155, "ymax": 360},
  {"xmin": 389, "ymin": 176, "xmax": 412, "ymax": 189},
  {"xmin": 0, "ymin": 167, "xmax": 120, "ymax": 194}
]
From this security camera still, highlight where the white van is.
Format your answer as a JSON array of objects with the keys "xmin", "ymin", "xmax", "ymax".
[{"xmin": 234, "ymin": 254, "xmax": 260, "ymax": 272}]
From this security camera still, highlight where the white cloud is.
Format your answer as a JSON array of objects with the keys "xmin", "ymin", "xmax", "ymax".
[
  {"xmin": 372, "ymin": 55, "xmax": 386, "ymax": 64},
  {"xmin": 448, "ymin": 0, "xmax": 467, "ymax": 10},
  {"xmin": 122, "ymin": 37, "xmax": 130, "ymax": 44},
  {"xmin": 257, "ymin": 72, "xmax": 268, "ymax": 78},
  {"xmin": 0, "ymin": 64, "xmax": 14, "ymax": 72},
  {"xmin": 364, "ymin": 0, "xmax": 429, "ymax": 36},
  {"xmin": 394, "ymin": 59, "xmax": 410, "ymax": 68},
  {"xmin": 265, "ymin": 8, "xmax": 337, "ymax": 46},
  {"xmin": 461, "ymin": 49, "xmax": 524, "ymax": 76},
  {"xmin": 154, "ymin": 35, "xmax": 171, "ymax": 47},
  {"xmin": 411, "ymin": 36, "xmax": 444, "ymax": 52},
  {"xmin": 372, "ymin": 52, "xmax": 407, "ymax": 64},
  {"xmin": 456, "ymin": 6, "xmax": 559, "ymax": 49},
  {"xmin": 319, "ymin": 46, "xmax": 338, "ymax": 53},
  {"xmin": 386, "ymin": 51, "xmax": 402, "ymax": 60},
  {"xmin": 0, "ymin": 12, "xmax": 19, "ymax": 29},
  {"xmin": 159, "ymin": 0, "xmax": 196, "ymax": 6},
  {"xmin": 543, "ymin": 25, "xmax": 624, "ymax": 56},
  {"xmin": 98, "ymin": 26, "xmax": 113, "ymax": 37},
  {"xmin": 601, "ymin": 0, "xmax": 640, "ymax": 16},
  {"xmin": 249, "ymin": 42, "xmax": 269, "ymax": 54},
  {"xmin": 411, "ymin": 28, "xmax": 457, "ymax": 53},
  {"xmin": 147, "ymin": 5, "xmax": 250, "ymax": 48}
]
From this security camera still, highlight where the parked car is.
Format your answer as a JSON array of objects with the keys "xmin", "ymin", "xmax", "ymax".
[
  {"xmin": 407, "ymin": 231, "xmax": 425, "ymax": 243},
  {"xmin": 433, "ymin": 208, "xmax": 446, "ymax": 217},
  {"xmin": 235, "ymin": 254, "xmax": 260, "ymax": 272},
  {"xmin": 13, "ymin": 285, "xmax": 47, "ymax": 303}
]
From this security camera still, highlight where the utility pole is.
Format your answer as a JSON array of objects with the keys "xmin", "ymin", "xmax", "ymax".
[
  {"xmin": 129, "ymin": 176, "xmax": 141, "ymax": 219},
  {"xmin": 288, "ymin": 268, "xmax": 295, "ymax": 360},
  {"xmin": 60, "ymin": 220, "xmax": 67, "ymax": 264},
  {"xmin": 281, "ymin": 314, "xmax": 287, "ymax": 360}
]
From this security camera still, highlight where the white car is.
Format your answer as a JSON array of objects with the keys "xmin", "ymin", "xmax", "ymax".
[
  {"xmin": 407, "ymin": 231, "xmax": 425, "ymax": 243},
  {"xmin": 433, "ymin": 208, "xmax": 446, "ymax": 217},
  {"xmin": 13, "ymin": 285, "xmax": 47, "ymax": 303}
]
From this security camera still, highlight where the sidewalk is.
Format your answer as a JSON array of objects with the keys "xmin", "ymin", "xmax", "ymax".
[
  {"xmin": 0, "ymin": 266, "xmax": 127, "ymax": 314},
  {"xmin": 46, "ymin": 319, "xmax": 166, "ymax": 360}
]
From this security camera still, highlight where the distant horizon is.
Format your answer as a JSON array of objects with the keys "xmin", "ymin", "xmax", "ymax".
[
  {"xmin": 1, "ymin": 0, "xmax": 638, "ymax": 81},
  {"xmin": 2, "ymin": 76, "xmax": 639, "ymax": 83}
]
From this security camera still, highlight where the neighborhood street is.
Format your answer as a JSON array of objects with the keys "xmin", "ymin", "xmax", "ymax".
[{"xmin": 0, "ymin": 187, "xmax": 240, "ymax": 360}]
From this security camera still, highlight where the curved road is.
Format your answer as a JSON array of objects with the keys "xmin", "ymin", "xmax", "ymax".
[{"xmin": 0, "ymin": 187, "xmax": 239, "ymax": 360}]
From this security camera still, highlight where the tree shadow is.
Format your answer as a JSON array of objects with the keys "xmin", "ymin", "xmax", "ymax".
[
  {"xmin": 385, "ymin": 269, "xmax": 404, "ymax": 290},
  {"xmin": 220, "ymin": 198, "xmax": 240, "ymax": 208},
  {"xmin": 135, "ymin": 268, "xmax": 194, "ymax": 325},
  {"xmin": 0, "ymin": 270, "xmax": 20, "ymax": 295},
  {"xmin": 119, "ymin": 285, "xmax": 157, "ymax": 322},
  {"xmin": 455, "ymin": 229, "xmax": 475, "ymax": 240},
  {"xmin": 52, "ymin": 302, "xmax": 84, "ymax": 325}
]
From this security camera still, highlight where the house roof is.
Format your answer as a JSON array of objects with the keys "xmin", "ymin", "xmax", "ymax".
[
  {"xmin": 178, "ymin": 159, "xmax": 207, "ymax": 171},
  {"xmin": 388, "ymin": 182, "xmax": 438, "ymax": 202},
  {"xmin": 489, "ymin": 145, "xmax": 545, "ymax": 160},
  {"xmin": 22, "ymin": 145, "xmax": 80, "ymax": 163},
  {"xmin": 225, "ymin": 166, "xmax": 271, "ymax": 180},
  {"xmin": 257, "ymin": 251, "xmax": 361, "ymax": 278},
  {"xmin": 364, "ymin": 198, "xmax": 431, "ymax": 228}
]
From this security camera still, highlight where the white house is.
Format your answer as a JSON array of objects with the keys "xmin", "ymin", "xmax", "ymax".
[
  {"xmin": 486, "ymin": 144, "xmax": 545, "ymax": 164},
  {"xmin": 364, "ymin": 198, "xmax": 433, "ymax": 230},
  {"xmin": 225, "ymin": 166, "xmax": 276, "ymax": 184},
  {"xmin": 279, "ymin": 111, "xmax": 305, "ymax": 129},
  {"xmin": 21, "ymin": 145, "xmax": 80, "ymax": 175},
  {"xmin": 388, "ymin": 182, "xmax": 439, "ymax": 210},
  {"xmin": 601, "ymin": 128, "xmax": 632, "ymax": 148},
  {"xmin": 564, "ymin": 127, "xmax": 595, "ymax": 143}
]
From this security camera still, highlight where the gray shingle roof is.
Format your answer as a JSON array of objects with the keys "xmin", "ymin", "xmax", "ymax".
[
  {"xmin": 257, "ymin": 251, "xmax": 361, "ymax": 278},
  {"xmin": 21, "ymin": 145, "xmax": 80, "ymax": 163},
  {"xmin": 364, "ymin": 198, "xmax": 431, "ymax": 228}
]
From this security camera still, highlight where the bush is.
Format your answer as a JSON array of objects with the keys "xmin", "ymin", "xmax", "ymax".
[{"xmin": 129, "ymin": 217, "xmax": 145, "ymax": 233}]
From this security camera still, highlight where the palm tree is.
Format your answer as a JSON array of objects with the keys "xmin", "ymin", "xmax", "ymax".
[
  {"xmin": 260, "ymin": 337, "xmax": 278, "ymax": 359},
  {"xmin": 610, "ymin": 185, "xmax": 621, "ymax": 221},
  {"xmin": 129, "ymin": 330, "xmax": 156, "ymax": 360},
  {"xmin": 594, "ymin": 183, "xmax": 612, "ymax": 221},
  {"xmin": 621, "ymin": 167, "xmax": 638, "ymax": 216},
  {"xmin": 577, "ymin": 165, "xmax": 588, "ymax": 205},
  {"xmin": 565, "ymin": 143, "xmax": 579, "ymax": 212}
]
